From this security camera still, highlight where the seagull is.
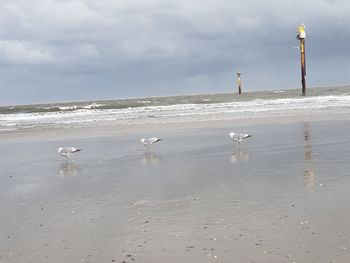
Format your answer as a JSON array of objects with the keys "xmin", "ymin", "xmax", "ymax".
[
  {"xmin": 228, "ymin": 132, "xmax": 252, "ymax": 144},
  {"xmin": 57, "ymin": 147, "xmax": 82, "ymax": 160},
  {"xmin": 140, "ymin": 137, "xmax": 162, "ymax": 148}
]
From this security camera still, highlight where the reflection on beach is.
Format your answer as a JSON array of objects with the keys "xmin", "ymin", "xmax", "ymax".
[
  {"xmin": 304, "ymin": 123, "xmax": 312, "ymax": 160},
  {"xmin": 304, "ymin": 170, "xmax": 315, "ymax": 190},
  {"xmin": 142, "ymin": 151, "xmax": 160, "ymax": 166},
  {"xmin": 303, "ymin": 123, "xmax": 315, "ymax": 191},
  {"xmin": 230, "ymin": 149, "xmax": 250, "ymax": 164},
  {"xmin": 59, "ymin": 162, "xmax": 80, "ymax": 177}
]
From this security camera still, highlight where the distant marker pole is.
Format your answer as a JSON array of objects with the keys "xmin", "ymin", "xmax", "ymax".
[
  {"xmin": 297, "ymin": 24, "xmax": 307, "ymax": 96},
  {"xmin": 237, "ymin": 71, "xmax": 242, "ymax": 94}
]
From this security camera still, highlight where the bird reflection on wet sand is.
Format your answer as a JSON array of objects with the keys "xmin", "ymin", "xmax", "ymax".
[
  {"xmin": 59, "ymin": 162, "xmax": 80, "ymax": 177},
  {"xmin": 142, "ymin": 151, "xmax": 160, "ymax": 166},
  {"xmin": 230, "ymin": 149, "xmax": 250, "ymax": 164}
]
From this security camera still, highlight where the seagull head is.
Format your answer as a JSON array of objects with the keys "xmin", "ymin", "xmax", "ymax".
[{"xmin": 228, "ymin": 132, "xmax": 235, "ymax": 137}]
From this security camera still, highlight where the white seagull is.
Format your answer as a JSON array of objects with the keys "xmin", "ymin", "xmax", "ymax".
[
  {"xmin": 57, "ymin": 147, "xmax": 82, "ymax": 160},
  {"xmin": 140, "ymin": 137, "xmax": 162, "ymax": 148},
  {"xmin": 228, "ymin": 132, "xmax": 252, "ymax": 144}
]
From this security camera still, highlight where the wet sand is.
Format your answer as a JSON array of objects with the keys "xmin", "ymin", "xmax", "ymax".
[{"xmin": 1, "ymin": 118, "xmax": 350, "ymax": 262}]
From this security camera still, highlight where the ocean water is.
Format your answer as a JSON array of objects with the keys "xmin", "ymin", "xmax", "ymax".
[{"xmin": 1, "ymin": 86, "xmax": 350, "ymax": 132}]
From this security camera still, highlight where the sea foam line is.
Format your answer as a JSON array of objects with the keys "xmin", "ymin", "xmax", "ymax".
[{"xmin": 1, "ymin": 95, "xmax": 350, "ymax": 131}]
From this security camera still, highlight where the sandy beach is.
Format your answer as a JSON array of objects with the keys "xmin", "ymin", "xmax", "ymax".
[
  {"xmin": 1, "ymin": 115, "xmax": 350, "ymax": 263},
  {"xmin": 1, "ymin": 0, "xmax": 350, "ymax": 260}
]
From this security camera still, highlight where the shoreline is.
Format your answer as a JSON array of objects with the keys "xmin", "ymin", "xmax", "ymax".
[{"xmin": 2, "ymin": 112, "xmax": 350, "ymax": 142}]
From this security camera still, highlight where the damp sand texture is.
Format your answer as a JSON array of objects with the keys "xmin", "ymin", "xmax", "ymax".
[{"xmin": 1, "ymin": 119, "xmax": 350, "ymax": 263}]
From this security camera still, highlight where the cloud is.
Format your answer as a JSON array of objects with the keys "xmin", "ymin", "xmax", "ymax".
[
  {"xmin": 0, "ymin": 0, "xmax": 350, "ymax": 104},
  {"xmin": 0, "ymin": 40, "xmax": 55, "ymax": 65}
]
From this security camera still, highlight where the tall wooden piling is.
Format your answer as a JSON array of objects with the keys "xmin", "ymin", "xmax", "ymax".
[
  {"xmin": 237, "ymin": 71, "xmax": 242, "ymax": 94},
  {"xmin": 297, "ymin": 24, "xmax": 307, "ymax": 96}
]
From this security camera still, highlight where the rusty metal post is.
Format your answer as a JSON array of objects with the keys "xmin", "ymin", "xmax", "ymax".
[
  {"xmin": 237, "ymin": 71, "xmax": 242, "ymax": 94},
  {"xmin": 297, "ymin": 24, "xmax": 306, "ymax": 96}
]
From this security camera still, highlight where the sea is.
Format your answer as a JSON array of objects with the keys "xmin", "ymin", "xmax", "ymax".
[{"xmin": 1, "ymin": 86, "xmax": 350, "ymax": 132}]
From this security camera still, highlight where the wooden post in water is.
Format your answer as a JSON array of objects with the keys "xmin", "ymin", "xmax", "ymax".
[
  {"xmin": 297, "ymin": 24, "xmax": 307, "ymax": 96},
  {"xmin": 237, "ymin": 71, "xmax": 242, "ymax": 94}
]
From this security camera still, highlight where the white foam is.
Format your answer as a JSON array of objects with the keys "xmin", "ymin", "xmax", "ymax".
[
  {"xmin": 1, "ymin": 95, "xmax": 350, "ymax": 131},
  {"xmin": 57, "ymin": 103, "xmax": 104, "ymax": 111}
]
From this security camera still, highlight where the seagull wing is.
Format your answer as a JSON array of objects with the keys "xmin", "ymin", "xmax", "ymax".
[
  {"xmin": 59, "ymin": 147, "xmax": 81, "ymax": 154},
  {"xmin": 241, "ymin": 134, "xmax": 252, "ymax": 139},
  {"xmin": 141, "ymin": 138, "xmax": 161, "ymax": 147},
  {"xmin": 149, "ymin": 138, "xmax": 161, "ymax": 144}
]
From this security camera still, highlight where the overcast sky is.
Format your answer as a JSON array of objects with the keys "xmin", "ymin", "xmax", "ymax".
[{"xmin": 0, "ymin": 0, "xmax": 349, "ymax": 105}]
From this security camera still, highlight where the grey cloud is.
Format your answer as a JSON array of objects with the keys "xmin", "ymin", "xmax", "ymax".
[{"xmin": 0, "ymin": 0, "xmax": 349, "ymax": 104}]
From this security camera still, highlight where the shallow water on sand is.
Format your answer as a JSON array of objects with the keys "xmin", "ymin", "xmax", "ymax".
[{"xmin": 1, "ymin": 120, "xmax": 350, "ymax": 262}]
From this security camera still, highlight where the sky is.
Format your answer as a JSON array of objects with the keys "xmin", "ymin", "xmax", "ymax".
[{"xmin": 0, "ymin": 0, "xmax": 350, "ymax": 105}]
